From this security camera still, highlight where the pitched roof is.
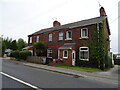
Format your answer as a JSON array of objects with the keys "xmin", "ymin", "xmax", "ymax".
[{"xmin": 29, "ymin": 16, "xmax": 109, "ymax": 36}]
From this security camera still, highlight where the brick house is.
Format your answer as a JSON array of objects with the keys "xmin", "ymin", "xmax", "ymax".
[{"xmin": 26, "ymin": 7, "xmax": 110, "ymax": 67}]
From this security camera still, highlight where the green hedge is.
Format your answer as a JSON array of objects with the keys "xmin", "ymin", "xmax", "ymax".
[
  {"xmin": 10, "ymin": 50, "xmax": 31, "ymax": 60},
  {"xmin": 19, "ymin": 51, "xmax": 31, "ymax": 60},
  {"xmin": 10, "ymin": 50, "xmax": 20, "ymax": 59},
  {"xmin": 107, "ymin": 56, "xmax": 113, "ymax": 68}
]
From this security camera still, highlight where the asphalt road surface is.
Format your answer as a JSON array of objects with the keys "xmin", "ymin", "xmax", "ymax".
[
  {"xmin": 2, "ymin": 75, "xmax": 34, "ymax": 89},
  {"xmin": 1, "ymin": 59, "xmax": 119, "ymax": 89}
]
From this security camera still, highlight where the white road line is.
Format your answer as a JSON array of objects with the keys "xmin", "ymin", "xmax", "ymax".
[{"xmin": 0, "ymin": 72, "xmax": 41, "ymax": 89}]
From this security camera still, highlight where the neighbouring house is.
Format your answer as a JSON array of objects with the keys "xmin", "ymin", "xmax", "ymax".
[{"xmin": 26, "ymin": 7, "xmax": 111, "ymax": 67}]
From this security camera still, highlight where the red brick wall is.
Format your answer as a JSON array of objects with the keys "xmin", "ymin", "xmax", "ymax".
[{"xmin": 28, "ymin": 24, "xmax": 96, "ymax": 58}]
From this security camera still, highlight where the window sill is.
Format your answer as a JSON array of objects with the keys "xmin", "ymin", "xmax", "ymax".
[
  {"xmin": 79, "ymin": 37, "xmax": 88, "ymax": 39},
  {"xmin": 80, "ymin": 59, "xmax": 89, "ymax": 61},
  {"xmin": 65, "ymin": 38, "xmax": 72, "ymax": 41},
  {"xmin": 63, "ymin": 57, "xmax": 68, "ymax": 59}
]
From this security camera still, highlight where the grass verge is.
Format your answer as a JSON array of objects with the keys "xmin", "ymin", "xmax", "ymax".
[{"xmin": 54, "ymin": 65, "xmax": 103, "ymax": 72}]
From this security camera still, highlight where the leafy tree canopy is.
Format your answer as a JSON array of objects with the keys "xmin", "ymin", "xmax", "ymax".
[
  {"xmin": 33, "ymin": 41, "xmax": 45, "ymax": 56},
  {"xmin": 17, "ymin": 38, "xmax": 27, "ymax": 50}
]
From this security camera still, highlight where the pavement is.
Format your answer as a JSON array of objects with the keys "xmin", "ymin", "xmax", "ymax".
[{"xmin": 1, "ymin": 57, "xmax": 119, "ymax": 86}]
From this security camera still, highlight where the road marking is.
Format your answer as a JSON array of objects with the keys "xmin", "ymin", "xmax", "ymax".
[{"xmin": 0, "ymin": 72, "xmax": 41, "ymax": 90}]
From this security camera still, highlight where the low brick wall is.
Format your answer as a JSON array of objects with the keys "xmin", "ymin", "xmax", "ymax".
[
  {"xmin": 26, "ymin": 56, "xmax": 42, "ymax": 64},
  {"xmin": 48, "ymin": 61, "xmax": 65, "ymax": 66}
]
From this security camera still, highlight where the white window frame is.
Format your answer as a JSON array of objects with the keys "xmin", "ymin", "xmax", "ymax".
[
  {"xmin": 47, "ymin": 48, "xmax": 52, "ymax": 58},
  {"xmin": 80, "ymin": 28, "xmax": 88, "ymax": 39},
  {"xmin": 59, "ymin": 32, "xmax": 63, "ymax": 40},
  {"xmin": 65, "ymin": 31, "xmax": 72, "ymax": 40},
  {"xmin": 48, "ymin": 34, "xmax": 52, "ymax": 41},
  {"xmin": 63, "ymin": 50, "xmax": 68, "ymax": 59},
  {"xmin": 29, "ymin": 37, "xmax": 32, "ymax": 43},
  {"xmin": 79, "ymin": 47, "xmax": 89, "ymax": 61},
  {"xmin": 36, "ymin": 36, "xmax": 40, "ymax": 42}
]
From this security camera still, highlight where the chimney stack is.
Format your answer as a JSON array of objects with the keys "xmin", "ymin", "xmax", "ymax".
[
  {"xmin": 53, "ymin": 21, "xmax": 61, "ymax": 27},
  {"xmin": 100, "ymin": 7, "xmax": 106, "ymax": 16}
]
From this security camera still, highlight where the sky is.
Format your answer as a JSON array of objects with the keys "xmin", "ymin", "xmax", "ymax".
[{"xmin": 0, "ymin": 0, "xmax": 119, "ymax": 54}]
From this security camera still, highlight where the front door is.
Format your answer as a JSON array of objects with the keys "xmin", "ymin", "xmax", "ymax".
[{"xmin": 72, "ymin": 50, "xmax": 76, "ymax": 66}]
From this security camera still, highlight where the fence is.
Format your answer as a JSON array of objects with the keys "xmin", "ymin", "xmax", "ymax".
[{"xmin": 26, "ymin": 56, "xmax": 42, "ymax": 64}]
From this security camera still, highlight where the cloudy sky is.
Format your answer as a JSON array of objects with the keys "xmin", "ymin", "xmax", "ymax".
[{"xmin": 0, "ymin": 0, "xmax": 119, "ymax": 53}]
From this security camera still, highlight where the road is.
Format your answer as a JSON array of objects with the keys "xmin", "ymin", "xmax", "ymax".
[
  {"xmin": 1, "ymin": 59, "xmax": 119, "ymax": 89},
  {"xmin": 2, "ymin": 75, "xmax": 34, "ymax": 89}
]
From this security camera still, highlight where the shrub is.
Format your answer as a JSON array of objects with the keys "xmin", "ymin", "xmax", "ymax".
[
  {"xmin": 10, "ymin": 50, "xmax": 31, "ymax": 60},
  {"xmin": 19, "ymin": 51, "xmax": 31, "ymax": 60},
  {"xmin": 33, "ymin": 41, "xmax": 45, "ymax": 56},
  {"xmin": 10, "ymin": 50, "xmax": 19, "ymax": 59},
  {"xmin": 108, "ymin": 56, "xmax": 113, "ymax": 68}
]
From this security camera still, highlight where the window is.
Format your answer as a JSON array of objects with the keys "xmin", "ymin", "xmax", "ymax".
[
  {"xmin": 59, "ymin": 32, "xmax": 63, "ymax": 40},
  {"xmin": 36, "ymin": 36, "xmax": 40, "ymax": 42},
  {"xmin": 63, "ymin": 50, "xmax": 68, "ymax": 58},
  {"xmin": 81, "ymin": 28, "xmax": 88, "ymax": 38},
  {"xmin": 47, "ymin": 48, "xmax": 52, "ymax": 58},
  {"xmin": 79, "ymin": 47, "xmax": 89, "ymax": 61},
  {"xmin": 29, "ymin": 37, "xmax": 32, "ymax": 43},
  {"xmin": 48, "ymin": 34, "xmax": 52, "ymax": 41},
  {"xmin": 66, "ymin": 31, "xmax": 72, "ymax": 40}
]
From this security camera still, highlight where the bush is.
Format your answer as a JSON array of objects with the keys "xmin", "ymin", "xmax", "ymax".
[
  {"xmin": 108, "ymin": 56, "xmax": 113, "ymax": 68},
  {"xmin": 33, "ymin": 41, "xmax": 45, "ymax": 56},
  {"xmin": 10, "ymin": 50, "xmax": 19, "ymax": 59},
  {"xmin": 10, "ymin": 50, "xmax": 31, "ymax": 60},
  {"xmin": 19, "ymin": 51, "xmax": 31, "ymax": 60}
]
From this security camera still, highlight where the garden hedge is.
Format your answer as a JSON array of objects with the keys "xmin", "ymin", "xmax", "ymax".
[{"xmin": 10, "ymin": 50, "xmax": 31, "ymax": 60}]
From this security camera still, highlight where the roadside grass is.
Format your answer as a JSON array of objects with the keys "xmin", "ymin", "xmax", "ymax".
[{"xmin": 54, "ymin": 65, "xmax": 103, "ymax": 72}]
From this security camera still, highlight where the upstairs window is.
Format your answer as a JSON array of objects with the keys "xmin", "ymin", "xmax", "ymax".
[
  {"xmin": 29, "ymin": 37, "xmax": 32, "ymax": 43},
  {"xmin": 66, "ymin": 31, "xmax": 72, "ymax": 40},
  {"xmin": 59, "ymin": 32, "xmax": 63, "ymax": 40},
  {"xmin": 79, "ymin": 47, "xmax": 89, "ymax": 61},
  {"xmin": 48, "ymin": 34, "xmax": 52, "ymax": 42},
  {"xmin": 47, "ymin": 48, "xmax": 52, "ymax": 58},
  {"xmin": 81, "ymin": 28, "xmax": 88, "ymax": 38},
  {"xmin": 36, "ymin": 36, "xmax": 40, "ymax": 42}
]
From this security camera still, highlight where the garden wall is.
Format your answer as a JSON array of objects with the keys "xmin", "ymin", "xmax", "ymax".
[{"xmin": 26, "ymin": 56, "xmax": 42, "ymax": 64}]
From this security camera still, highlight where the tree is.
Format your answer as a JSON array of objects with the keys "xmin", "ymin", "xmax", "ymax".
[
  {"xmin": 1, "ymin": 37, "xmax": 12, "ymax": 56},
  {"xmin": 10, "ymin": 40, "xmax": 17, "ymax": 50},
  {"xmin": 33, "ymin": 41, "xmax": 45, "ymax": 56},
  {"xmin": 89, "ymin": 18, "xmax": 108, "ymax": 70},
  {"xmin": 98, "ymin": 18, "xmax": 108, "ymax": 70},
  {"xmin": 3, "ymin": 37, "xmax": 12, "ymax": 49},
  {"xmin": 89, "ymin": 24, "xmax": 99, "ymax": 68},
  {"xmin": 17, "ymin": 38, "xmax": 27, "ymax": 50}
]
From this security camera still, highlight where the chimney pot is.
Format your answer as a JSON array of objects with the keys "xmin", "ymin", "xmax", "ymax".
[{"xmin": 53, "ymin": 21, "xmax": 61, "ymax": 27}]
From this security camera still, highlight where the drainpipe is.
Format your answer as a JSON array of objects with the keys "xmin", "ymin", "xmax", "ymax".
[{"xmin": 58, "ymin": 49, "xmax": 60, "ymax": 59}]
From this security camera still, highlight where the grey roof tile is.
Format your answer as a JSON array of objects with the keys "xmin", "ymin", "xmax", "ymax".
[
  {"xmin": 29, "ymin": 16, "xmax": 107, "ymax": 35},
  {"xmin": 58, "ymin": 43, "xmax": 76, "ymax": 49}
]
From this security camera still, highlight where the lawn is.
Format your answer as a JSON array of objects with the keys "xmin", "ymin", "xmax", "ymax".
[{"xmin": 54, "ymin": 65, "xmax": 103, "ymax": 72}]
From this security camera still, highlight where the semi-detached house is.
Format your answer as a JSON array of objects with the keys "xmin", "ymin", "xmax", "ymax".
[{"xmin": 26, "ymin": 7, "xmax": 110, "ymax": 67}]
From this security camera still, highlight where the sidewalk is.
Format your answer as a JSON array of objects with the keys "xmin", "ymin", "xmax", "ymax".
[{"xmin": 2, "ymin": 57, "xmax": 119, "ymax": 86}]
